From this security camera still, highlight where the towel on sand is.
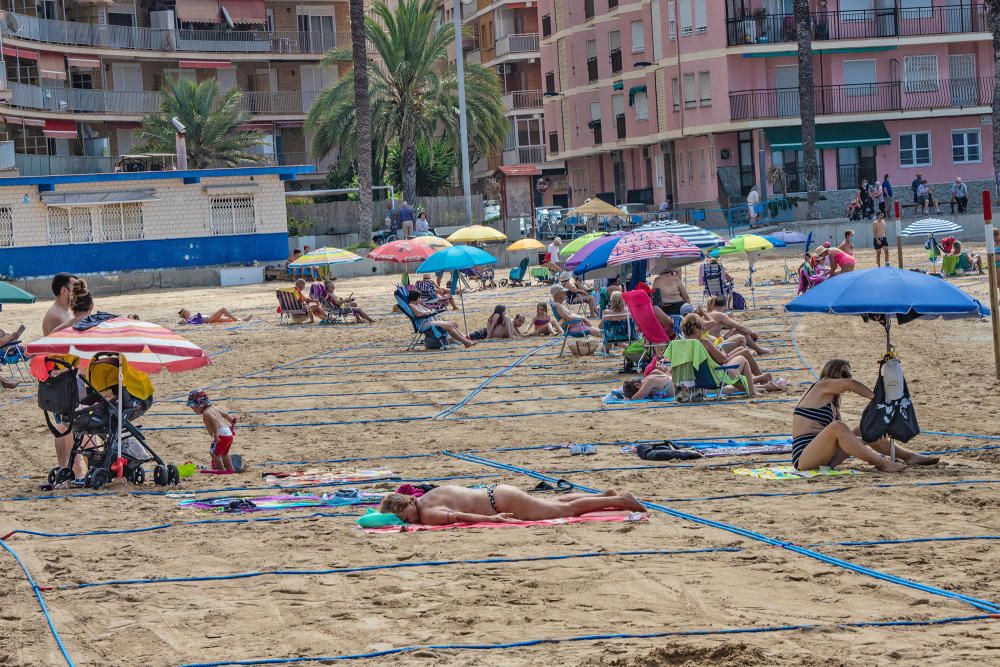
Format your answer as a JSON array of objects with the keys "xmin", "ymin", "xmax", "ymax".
[
  {"xmin": 363, "ymin": 510, "xmax": 647, "ymax": 534},
  {"xmin": 732, "ymin": 466, "xmax": 861, "ymax": 480},
  {"xmin": 602, "ymin": 390, "xmax": 674, "ymax": 405},
  {"xmin": 263, "ymin": 469, "xmax": 398, "ymax": 488},
  {"xmin": 180, "ymin": 490, "xmax": 383, "ymax": 512}
]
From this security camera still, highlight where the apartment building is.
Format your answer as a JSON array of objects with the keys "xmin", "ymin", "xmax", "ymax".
[
  {"xmin": 0, "ymin": 0, "xmax": 348, "ymax": 180},
  {"xmin": 541, "ymin": 0, "xmax": 994, "ymax": 212},
  {"xmin": 460, "ymin": 0, "xmax": 567, "ymax": 208}
]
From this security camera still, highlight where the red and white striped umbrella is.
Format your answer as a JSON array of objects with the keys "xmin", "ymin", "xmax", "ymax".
[{"xmin": 26, "ymin": 317, "xmax": 210, "ymax": 376}]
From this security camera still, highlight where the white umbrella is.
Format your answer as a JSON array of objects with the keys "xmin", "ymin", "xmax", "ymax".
[{"xmin": 900, "ymin": 218, "xmax": 962, "ymax": 237}]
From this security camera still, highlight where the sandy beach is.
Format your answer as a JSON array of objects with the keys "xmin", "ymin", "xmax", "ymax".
[{"xmin": 2, "ymin": 247, "xmax": 1000, "ymax": 666}]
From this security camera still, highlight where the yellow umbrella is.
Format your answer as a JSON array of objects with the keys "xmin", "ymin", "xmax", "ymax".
[
  {"xmin": 573, "ymin": 198, "xmax": 626, "ymax": 218},
  {"xmin": 506, "ymin": 238, "xmax": 545, "ymax": 251},
  {"xmin": 411, "ymin": 236, "xmax": 452, "ymax": 250},
  {"xmin": 447, "ymin": 225, "xmax": 508, "ymax": 244}
]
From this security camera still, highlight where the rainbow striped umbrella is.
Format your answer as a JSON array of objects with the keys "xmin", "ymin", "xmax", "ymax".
[
  {"xmin": 26, "ymin": 317, "xmax": 209, "ymax": 375},
  {"xmin": 289, "ymin": 246, "xmax": 363, "ymax": 267}
]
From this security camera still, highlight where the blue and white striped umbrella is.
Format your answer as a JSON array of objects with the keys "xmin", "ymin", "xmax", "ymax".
[
  {"xmin": 900, "ymin": 218, "xmax": 962, "ymax": 237},
  {"xmin": 634, "ymin": 220, "xmax": 724, "ymax": 249}
]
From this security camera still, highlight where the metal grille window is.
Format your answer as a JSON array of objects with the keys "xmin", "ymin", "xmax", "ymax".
[
  {"xmin": 101, "ymin": 203, "xmax": 144, "ymax": 241},
  {"xmin": 47, "ymin": 207, "xmax": 94, "ymax": 245},
  {"xmin": 0, "ymin": 207, "xmax": 12, "ymax": 247},
  {"xmin": 904, "ymin": 55, "xmax": 939, "ymax": 92},
  {"xmin": 210, "ymin": 196, "xmax": 257, "ymax": 235}
]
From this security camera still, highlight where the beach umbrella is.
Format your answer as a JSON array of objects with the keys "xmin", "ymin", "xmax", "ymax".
[
  {"xmin": 0, "ymin": 281, "xmax": 35, "ymax": 305},
  {"xmin": 567, "ymin": 230, "xmax": 702, "ymax": 278},
  {"xmin": 290, "ymin": 247, "xmax": 363, "ymax": 267},
  {"xmin": 369, "ymin": 239, "xmax": 445, "ymax": 264},
  {"xmin": 761, "ymin": 235, "xmax": 787, "ymax": 248},
  {"xmin": 506, "ymin": 238, "xmax": 545, "ymax": 252},
  {"xmin": 635, "ymin": 221, "xmax": 725, "ymax": 249},
  {"xmin": 559, "ymin": 232, "xmax": 606, "ymax": 257},
  {"xmin": 26, "ymin": 317, "xmax": 210, "ymax": 468},
  {"xmin": 410, "ymin": 236, "xmax": 453, "ymax": 250},
  {"xmin": 447, "ymin": 225, "xmax": 507, "ymax": 244},
  {"xmin": 416, "ymin": 246, "xmax": 498, "ymax": 332},
  {"xmin": 769, "ymin": 230, "xmax": 808, "ymax": 245},
  {"xmin": 900, "ymin": 218, "xmax": 962, "ymax": 237},
  {"xmin": 573, "ymin": 198, "xmax": 626, "ymax": 218}
]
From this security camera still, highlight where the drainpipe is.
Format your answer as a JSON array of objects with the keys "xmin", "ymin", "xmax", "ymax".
[{"xmin": 757, "ymin": 127, "xmax": 768, "ymax": 213}]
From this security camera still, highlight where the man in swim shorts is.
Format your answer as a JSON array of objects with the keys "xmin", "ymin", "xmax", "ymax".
[
  {"xmin": 872, "ymin": 212, "xmax": 889, "ymax": 267},
  {"xmin": 379, "ymin": 484, "xmax": 645, "ymax": 525}
]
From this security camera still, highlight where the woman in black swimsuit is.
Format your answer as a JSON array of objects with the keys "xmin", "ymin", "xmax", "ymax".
[{"xmin": 792, "ymin": 359, "xmax": 938, "ymax": 472}]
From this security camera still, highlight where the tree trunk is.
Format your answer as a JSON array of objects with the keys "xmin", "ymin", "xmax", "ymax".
[
  {"xmin": 401, "ymin": 139, "xmax": 418, "ymax": 205},
  {"xmin": 350, "ymin": 0, "xmax": 373, "ymax": 246},
  {"xmin": 795, "ymin": 0, "xmax": 821, "ymax": 220}
]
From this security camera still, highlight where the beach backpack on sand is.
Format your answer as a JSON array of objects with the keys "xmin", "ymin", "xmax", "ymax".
[{"xmin": 731, "ymin": 291, "xmax": 747, "ymax": 311}]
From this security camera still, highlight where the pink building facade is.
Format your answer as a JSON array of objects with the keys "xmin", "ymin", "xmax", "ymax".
[{"xmin": 540, "ymin": 0, "xmax": 994, "ymax": 212}]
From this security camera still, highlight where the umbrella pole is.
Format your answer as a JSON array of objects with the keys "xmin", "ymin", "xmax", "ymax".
[
  {"xmin": 983, "ymin": 191, "xmax": 1000, "ymax": 380},
  {"xmin": 894, "ymin": 201, "xmax": 903, "ymax": 268},
  {"xmin": 882, "ymin": 319, "xmax": 896, "ymax": 462},
  {"xmin": 460, "ymin": 291, "xmax": 468, "ymax": 335},
  {"xmin": 117, "ymin": 353, "xmax": 123, "ymax": 467}
]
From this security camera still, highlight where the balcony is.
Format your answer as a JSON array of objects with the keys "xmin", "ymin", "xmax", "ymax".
[
  {"xmin": 726, "ymin": 3, "xmax": 985, "ymax": 47},
  {"xmin": 615, "ymin": 113, "xmax": 626, "ymax": 140},
  {"xmin": 5, "ymin": 82, "xmax": 315, "ymax": 116},
  {"xmin": 0, "ymin": 141, "xmax": 15, "ymax": 170},
  {"xmin": 504, "ymin": 89, "xmax": 543, "ymax": 110},
  {"xmin": 589, "ymin": 120, "xmax": 602, "ymax": 145},
  {"xmin": 730, "ymin": 77, "xmax": 994, "ymax": 121},
  {"xmin": 502, "ymin": 145, "xmax": 547, "ymax": 165},
  {"xmin": 465, "ymin": 49, "xmax": 481, "ymax": 65},
  {"xmin": 610, "ymin": 48, "xmax": 622, "ymax": 75},
  {"xmin": 13, "ymin": 150, "xmax": 316, "ymax": 177},
  {"xmin": 2, "ymin": 12, "xmax": 348, "ymax": 55},
  {"xmin": 494, "ymin": 33, "xmax": 540, "ymax": 58}
]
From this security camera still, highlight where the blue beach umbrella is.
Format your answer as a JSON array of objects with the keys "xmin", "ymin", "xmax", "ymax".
[
  {"xmin": 761, "ymin": 235, "xmax": 787, "ymax": 248},
  {"xmin": 634, "ymin": 221, "xmax": 725, "ymax": 249},
  {"xmin": 415, "ymin": 246, "xmax": 498, "ymax": 334}
]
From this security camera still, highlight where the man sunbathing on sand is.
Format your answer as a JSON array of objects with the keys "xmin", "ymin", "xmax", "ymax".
[
  {"xmin": 380, "ymin": 484, "xmax": 645, "ymax": 525},
  {"xmin": 698, "ymin": 296, "xmax": 771, "ymax": 355}
]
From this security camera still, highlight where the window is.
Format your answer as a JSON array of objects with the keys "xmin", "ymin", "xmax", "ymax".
[
  {"xmin": 687, "ymin": 150, "xmax": 693, "ymax": 183},
  {"xmin": 548, "ymin": 131, "xmax": 559, "ymax": 154},
  {"xmin": 586, "ymin": 39, "xmax": 598, "ymax": 82},
  {"xmin": 699, "ymin": 148, "xmax": 706, "ymax": 182},
  {"xmin": 541, "ymin": 14, "xmax": 551, "ymax": 38},
  {"xmin": 634, "ymin": 91, "xmax": 648, "ymax": 120},
  {"xmin": 900, "ymin": 0, "xmax": 932, "ymax": 19},
  {"xmin": 210, "ymin": 196, "xmax": 257, "ymax": 235},
  {"xmin": 584, "ymin": 0, "xmax": 595, "ymax": 20},
  {"xmin": 101, "ymin": 203, "xmax": 144, "ymax": 241},
  {"xmin": 591, "ymin": 101, "xmax": 601, "ymax": 121},
  {"xmin": 952, "ymin": 129, "xmax": 981, "ymax": 163},
  {"xmin": 631, "ymin": 21, "xmax": 645, "ymax": 52},
  {"xmin": 671, "ymin": 77, "xmax": 680, "ymax": 111},
  {"xmin": 843, "ymin": 59, "xmax": 876, "ymax": 97},
  {"xmin": 609, "ymin": 0, "xmax": 619, "ymax": 8},
  {"xmin": 679, "ymin": 0, "xmax": 693, "ymax": 36},
  {"xmin": 516, "ymin": 117, "xmax": 543, "ymax": 146},
  {"xmin": 668, "ymin": 1, "xmax": 677, "ymax": 40},
  {"xmin": 609, "ymin": 31, "xmax": 622, "ymax": 75},
  {"xmin": 683, "ymin": 72, "xmax": 696, "ymax": 108},
  {"xmin": 694, "ymin": 0, "xmax": 707, "ymax": 33},
  {"xmin": 545, "ymin": 71, "xmax": 556, "ymax": 94},
  {"xmin": 899, "ymin": 132, "xmax": 931, "ymax": 167},
  {"xmin": 698, "ymin": 71, "xmax": 711, "ymax": 106},
  {"xmin": 47, "ymin": 207, "xmax": 94, "ymax": 245},
  {"xmin": 0, "ymin": 207, "xmax": 12, "ymax": 247},
  {"xmin": 903, "ymin": 55, "xmax": 939, "ymax": 93}
]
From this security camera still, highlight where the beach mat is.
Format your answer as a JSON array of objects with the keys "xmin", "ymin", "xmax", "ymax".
[
  {"xmin": 263, "ymin": 469, "xmax": 398, "ymax": 488},
  {"xmin": 602, "ymin": 390, "xmax": 673, "ymax": 405},
  {"xmin": 180, "ymin": 490, "xmax": 383, "ymax": 512},
  {"xmin": 733, "ymin": 466, "xmax": 861, "ymax": 480},
  {"xmin": 363, "ymin": 510, "xmax": 647, "ymax": 534}
]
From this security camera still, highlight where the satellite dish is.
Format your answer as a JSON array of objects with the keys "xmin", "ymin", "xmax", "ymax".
[
  {"xmin": 3, "ymin": 12, "xmax": 20, "ymax": 33},
  {"xmin": 221, "ymin": 6, "xmax": 235, "ymax": 29}
]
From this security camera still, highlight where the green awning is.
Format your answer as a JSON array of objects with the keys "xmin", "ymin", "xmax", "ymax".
[
  {"xmin": 628, "ymin": 84, "xmax": 647, "ymax": 106},
  {"xmin": 612, "ymin": 80, "xmax": 624, "ymax": 91},
  {"xmin": 741, "ymin": 45, "xmax": 896, "ymax": 59},
  {"xmin": 765, "ymin": 122, "xmax": 891, "ymax": 151}
]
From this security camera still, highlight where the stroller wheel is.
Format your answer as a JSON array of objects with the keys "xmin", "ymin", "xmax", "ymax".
[
  {"xmin": 131, "ymin": 467, "xmax": 145, "ymax": 486},
  {"xmin": 88, "ymin": 468, "xmax": 110, "ymax": 490},
  {"xmin": 167, "ymin": 464, "xmax": 180, "ymax": 485},
  {"xmin": 153, "ymin": 464, "xmax": 168, "ymax": 486},
  {"xmin": 47, "ymin": 467, "xmax": 73, "ymax": 485}
]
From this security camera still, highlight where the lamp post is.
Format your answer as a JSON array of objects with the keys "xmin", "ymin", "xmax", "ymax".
[{"xmin": 453, "ymin": 0, "xmax": 473, "ymax": 224}]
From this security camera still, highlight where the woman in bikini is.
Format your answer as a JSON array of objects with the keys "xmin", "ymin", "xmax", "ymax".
[
  {"xmin": 379, "ymin": 484, "xmax": 645, "ymax": 525},
  {"xmin": 485, "ymin": 305, "xmax": 525, "ymax": 339},
  {"xmin": 791, "ymin": 359, "xmax": 938, "ymax": 472},
  {"xmin": 622, "ymin": 367, "xmax": 674, "ymax": 401},
  {"xmin": 531, "ymin": 303, "xmax": 558, "ymax": 336},
  {"xmin": 815, "ymin": 245, "xmax": 856, "ymax": 276}
]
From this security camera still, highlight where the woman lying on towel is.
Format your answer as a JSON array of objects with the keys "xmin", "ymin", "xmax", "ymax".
[
  {"xmin": 622, "ymin": 367, "xmax": 674, "ymax": 401},
  {"xmin": 792, "ymin": 359, "xmax": 938, "ymax": 473},
  {"xmin": 379, "ymin": 484, "xmax": 645, "ymax": 525},
  {"xmin": 178, "ymin": 307, "xmax": 251, "ymax": 325}
]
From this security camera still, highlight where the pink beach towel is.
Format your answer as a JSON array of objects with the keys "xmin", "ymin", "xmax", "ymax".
[{"xmin": 362, "ymin": 510, "xmax": 647, "ymax": 534}]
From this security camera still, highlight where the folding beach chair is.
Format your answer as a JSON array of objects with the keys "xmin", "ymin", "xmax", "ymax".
[
  {"xmin": 621, "ymin": 289, "xmax": 673, "ymax": 367},
  {"xmin": 600, "ymin": 313, "xmax": 636, "ymax": 355},
  {"xmin": 276, "ymin": 288, "xmax": 309, "ymax": 324},
  {"xmin": 394, "ymin": 287, "xmax": 449, "ymax": 351},
  {"xmin": 530, "ymin": 266, "xmax": 553, "ymax": 284},
  {"xmin": 701, "ymin": 260, "xmax": 734, "ymax": 308},
  {"xmin": 413, "ymin": 279, "xmax": 449, "ymax": 312},
  {"xmin": 1, "ymin": 339, "xmax": 30, "ymax": 382},
  {"xmin": 505, "ymin": 257, "xmax": 530, "ymax": 287},
  {"xmin": 664, "ymin": 338, "xmax": 748, "ymax": 402},
  {"xmin": 549, "ymin": 301, "xmax": 590, "ymax": 357}
]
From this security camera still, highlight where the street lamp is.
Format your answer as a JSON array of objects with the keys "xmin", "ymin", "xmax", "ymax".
[{"xmin": 453, "ymin": 0, "xmax": 474, "ymax": 224}]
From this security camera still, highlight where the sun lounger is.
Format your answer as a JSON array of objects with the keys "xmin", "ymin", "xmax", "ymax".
[{"xmin": 276, "ymin": 288, "xmax": 309, "ymax": 324}]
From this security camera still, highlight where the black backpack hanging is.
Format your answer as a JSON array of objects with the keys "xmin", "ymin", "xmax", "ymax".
[{"xmin": 861, "ymin": 357, "xmax": 920, "ymax": 444}]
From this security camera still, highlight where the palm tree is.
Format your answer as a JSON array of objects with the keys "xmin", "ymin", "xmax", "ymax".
[
  {"xmin": 794, "ymin": 0, "xmax": 821, "ymax": 219},
  {"xmin": 307, "ymin": 0, "xmax": 507, "ymax": 205},
  {"xmin": 987, "ymin": 2, "xmax": 1000, "ymax": 185},
  {"xmin": 348, "ymin": 0, "xmax": 373, "ymax": 247},
  {"xmin": 135, "ymin": 77, "xmax": 265, "ymax": 168}
]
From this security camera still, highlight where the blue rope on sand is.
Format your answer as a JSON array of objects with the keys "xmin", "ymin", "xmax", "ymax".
[
  {"xmin": 447, "ymin": 451, "xmax": 1000, "ymax": 614},
  {"xmin": 58, "ymin": 548, "xmax": 739, "ymax": 591},
  {"xmin": 173, "ymin": 615, "xmax": 998, "ymax": 666},
  {"xmin": 0, "ymin": 539, "xmax": 76, "ymax": 666}
]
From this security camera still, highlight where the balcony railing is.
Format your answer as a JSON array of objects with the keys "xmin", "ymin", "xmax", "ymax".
[
  {"xmin": 591, "ymin": 121, "xmax": 602, "ymax": 145},
  {"xmin": 509, "ymin": 89, "xmax": 543, "ymax": 109},
  {"xmin": 15, "ymin": 153, "xmax": 115, "ymax": 176},
  {"xmin": 503, "ymin": 145, "xmax": 546, "ymax": 165},
  {"xmin": 494, "ymin": 33, "xmax": 540, "ymax": 57},
  {"xmin": 5, "ymin": 82, "xmax": 316, "ymax": 115},
  {"xmin": 729, "ymin": 77, "xmax": 994, "ymax": 121},
  {"xmin": 615, "ymin": 113, "xmax": 626, "ymax": 140},
  {"xmin": 726, "ymin": 3, "xmax": 985, "ymax": 47},
  {"xmin": 0, "ymin": 141, "xmax": 15, "ymax": 170},
  {"xmin": 2, "ymin": 12, "xmax": 347, "ymax": 54},
  {"xmin": 587, "ymin": 57, "xmax": 599, "ymax": 83},
  {"xmin": 465, "ymin": 49, "xmax": 481, "ymax": 65}
]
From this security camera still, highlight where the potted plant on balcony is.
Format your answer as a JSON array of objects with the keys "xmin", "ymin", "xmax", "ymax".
[{"xmin": 753, "ymin": 7, "xmax": 769, "ymax": 42}]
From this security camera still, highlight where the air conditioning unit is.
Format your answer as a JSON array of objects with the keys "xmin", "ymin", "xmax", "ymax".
[{"xmin": 497, "ymin": 64, "xmax": 510, "ymax": 75}]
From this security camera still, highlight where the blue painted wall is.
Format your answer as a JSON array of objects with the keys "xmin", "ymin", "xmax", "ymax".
[{"xmin": 0, "ymin": 232, "xmax": 289, "ymax": 278}]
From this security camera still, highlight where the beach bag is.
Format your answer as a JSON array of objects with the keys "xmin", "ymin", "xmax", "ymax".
[
  {"xmin": 424, "ymin": 331, "xmax": 446, "ymax": 349},
  {"xmin": 731, "ymin": 291, "xmax": 747, "ymax": 311},
  {"xmin": 568, "ymin": 338, "xmax": 598, "ymax": 356},
  {"xmin": 637, "ymin": 441, "xmax": 703, "ymax": 461},
  {"xmin": 861, "ymin": 359, "xmax": 920, "ymax": 444}
]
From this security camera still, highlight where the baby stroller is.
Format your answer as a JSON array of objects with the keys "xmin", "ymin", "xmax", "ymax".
[{"xmin": 37, "ymin": 353, "xmax": 179, "ymax": 490}]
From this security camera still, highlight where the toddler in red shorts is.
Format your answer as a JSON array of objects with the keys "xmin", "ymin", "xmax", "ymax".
[{"xmin": 187, "ymin": 390, "xmax": 237, "ymax": 473}]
